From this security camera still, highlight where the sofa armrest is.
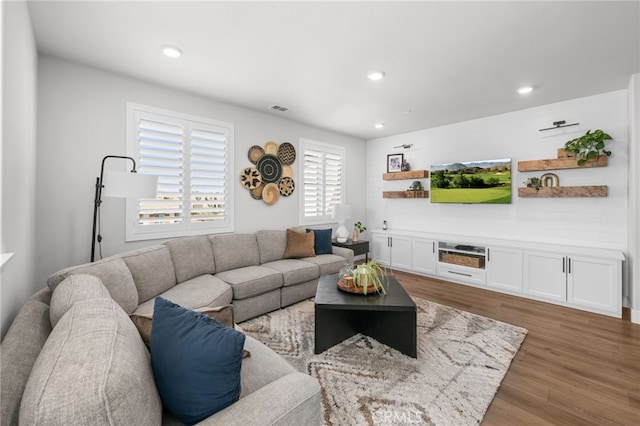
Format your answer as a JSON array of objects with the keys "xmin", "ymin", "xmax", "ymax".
[
  {"xmin": 331, "ymin": 246, "xmax": 354, "ymax": 265},
  {"xmin": 197, "ymin": 372, "xmax": 322, "ymax": 426}
]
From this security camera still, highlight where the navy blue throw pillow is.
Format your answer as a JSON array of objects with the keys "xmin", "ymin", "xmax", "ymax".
[
  {"xmin": 307, "ymin": 228, "xmax": 333, "ymax": 255},
  {"xmin": 150, "ymin": 297, "xmax": 245, "ymax": 425}
]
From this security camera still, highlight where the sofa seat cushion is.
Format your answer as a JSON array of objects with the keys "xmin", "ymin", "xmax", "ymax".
[
  {"xmin": 20, "ymin": 298, "xmax": 162, "ymax": 426},
  {"xmin": 215, "ymin": 266, "xmax": 283, "ymax": 300},
  {"xmin": 151, "ymin": 297, "xmax": 245, "ymax": 425},
  {"xmin": 49, "ymin": 274, "xmax": 111, "ymax": 327},
  {"xmin": 47, "ymin": 257, "xmax": 139, "ymax": 314},
  {"xmin": 121, "ymin": 245, "xmax": 177, "ymax": 304},
  {"xmin": 300, "ymin": 254, "xmax": 346, "ymax": 275},
  {"xmin": 132, "ymin": 274, "xmax": 233, "ymax": 317},
  {"xmin": 261, "ymin": 259, "xmax": 319, "ymax": 287},
  {"xmin": 165, "ymin": 235, "xmax": 216, "ymax": 283}
]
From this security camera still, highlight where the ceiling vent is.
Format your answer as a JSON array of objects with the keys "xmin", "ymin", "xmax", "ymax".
[{"xmin": 270, "ymin": 104, "xmax": 289, "ymax": 112}]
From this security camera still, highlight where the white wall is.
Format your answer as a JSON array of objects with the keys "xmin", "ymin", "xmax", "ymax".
[
  {"xmin": 35, "ymin": 56, "xmax": 366, "ymax": 286},
  {"xmin": 628, "ymin": 74, "xmax": 640, "ymax": 323},
  {"xmin": 1, "ymin": 0, "xmax": 39, "ymax": 338},
  {"xmin": 367, "ymin": 91, "xmax": 629, "ymax": 296}
]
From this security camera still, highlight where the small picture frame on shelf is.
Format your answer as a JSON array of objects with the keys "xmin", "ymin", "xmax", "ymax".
[{"xmin": 387, "ymin": 153, "xmax": 404, "ymax": 173}]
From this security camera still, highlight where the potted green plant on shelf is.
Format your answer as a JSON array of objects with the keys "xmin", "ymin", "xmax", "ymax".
[
  {"xmin": 354, "ymin": 260, "xmax": 387, "ymax": 295},
  {"xmin": 564, "ymin": 129, "xmax": 613, "ymax": 166}
]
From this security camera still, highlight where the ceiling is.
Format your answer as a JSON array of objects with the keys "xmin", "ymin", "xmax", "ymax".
[{"xmin": 27, "ymin": 1, "xmax": 640, "ymax": 140}]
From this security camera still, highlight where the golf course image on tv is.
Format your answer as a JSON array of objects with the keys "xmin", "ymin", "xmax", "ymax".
[{"xmin": 430, "ymin": 158, "xmax": 512, "ymax": 204}]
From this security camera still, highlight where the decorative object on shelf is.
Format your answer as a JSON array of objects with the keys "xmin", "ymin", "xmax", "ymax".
[
  {"xmin": 383, "ymin": 220, "xmax": 387, "ymax": 230},
  {"xmin": 332, "ymin": 203, "xmax": 352, "ymax": 243},
  {"xmin": 91, "ymin": 155, "xmax": 158, "ymax": 262},
  {"xmin": 540, "ymin": 173, "xmax": 559, "ymax": 187},
  {"xmin": 408, "ymin": 180, "xmax": 423, "ymax": 191},
  {"xmin": 353, "ymin": 221, "xmax": 366, "ymax": 242},
  {"xmin": 387, "ymin": 153, "xmax": 404, "ymax": 173},
  {"xmin": 524, "ymin": 176, "xmax": 542, "ymax": 191},
  {"xmin": 538, "ymin": 120, "xmax": 579, "ymax": 132},
  {"xmin": 241, "ymin": 141, "xmax": 296, "ymax": 205},
  {"xmin": 401, "ymin": 159, "xmax": 411, "ymax": 171},
  {"xmin": 563, "ymin": 129, "xmax": 613, "ymax": 166}
]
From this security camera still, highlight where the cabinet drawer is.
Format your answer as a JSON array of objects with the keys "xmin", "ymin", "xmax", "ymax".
[{"xmin": 437, "ymin": 262, "xmax": 486, "ymax": 286}]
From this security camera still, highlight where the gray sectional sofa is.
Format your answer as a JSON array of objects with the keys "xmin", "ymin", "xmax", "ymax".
[{"xmin": 1, "ymin": 229, "xmax": 354, "ymax": 425}]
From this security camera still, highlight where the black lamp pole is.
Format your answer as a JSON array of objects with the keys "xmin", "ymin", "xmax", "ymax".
[{"xmin": 91, "ymin": 155, "xmax": 138, "ymax": 262}]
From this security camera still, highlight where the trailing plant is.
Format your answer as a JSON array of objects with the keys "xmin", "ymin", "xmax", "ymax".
[
  {"xmin": 354, "ymin": 260, "xmax": 387, "ymax": 295},
  {"xmin": 564, "ymin": 129, "xmax": 613, "ymax": 166},
  {"xmin": 524, "ymin": 177, "xmax": 542, "ymax": 191},
  {"xmin": 354, "ymin": 221, "xmax": 367, "ymax": 233}
]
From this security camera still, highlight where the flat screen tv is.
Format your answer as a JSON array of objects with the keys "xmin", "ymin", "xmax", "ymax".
[{"xmin": 430, "ymin": 158, "xmax": 512, "ymax": 204}]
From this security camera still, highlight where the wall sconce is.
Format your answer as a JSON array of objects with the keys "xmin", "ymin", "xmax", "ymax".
[{"xmin": 91, "ymin": 155, "xmax": 158, "ymax": 262}]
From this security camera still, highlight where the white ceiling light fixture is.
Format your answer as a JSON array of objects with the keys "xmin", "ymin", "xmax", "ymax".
[
  {"xmin": 374, "ymin": 123, "xmax": 385, "ymax": 129},
  {"xmin": 161, "ymin": 45, "xmax": 183, "ymax": 58},
  {"xmin": 367, "ymin": 71, "xmax": 385, "ymax": 81},
  {"xmin": 517, "ymin": 86, "xmax": 533, "ymax": 94}
]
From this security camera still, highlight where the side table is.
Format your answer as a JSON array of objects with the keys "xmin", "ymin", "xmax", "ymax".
[{"xmin": 331, "ymin": 239, "xmax": 369, "ymax": 262}]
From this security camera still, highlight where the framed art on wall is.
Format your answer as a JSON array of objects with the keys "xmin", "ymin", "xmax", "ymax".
[{"xmin": 387, "ymin": 153, "xmax": 404, "ymax": 173}]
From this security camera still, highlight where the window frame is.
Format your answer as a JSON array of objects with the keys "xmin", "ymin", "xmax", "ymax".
[
  {"xmin": 298, "ymin": 137, "xmax": 346, "ymax": 226},
  {"xmin": 125, "ymin": 102, "xmax": 234, "ymax": 241}
]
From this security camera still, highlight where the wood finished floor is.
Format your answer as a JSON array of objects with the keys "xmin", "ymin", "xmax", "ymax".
[{"xmin": 392, "ymin": 269, "xmax": 640, "ymax": 425}]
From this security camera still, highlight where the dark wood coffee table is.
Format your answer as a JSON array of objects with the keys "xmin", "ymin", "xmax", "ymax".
[{"xmin": 314, "ymin": 274, "xmax": 417, "ymax": 358}]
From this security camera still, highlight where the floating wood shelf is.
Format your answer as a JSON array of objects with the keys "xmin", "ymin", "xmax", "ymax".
[
  {"xmin": 518, "ymin": 186, "xmax": 608, "ymax": 198},
  {"xmin": 383, "ymin": 190, "xmax": 429, "ymax": 199},
  {"xmin": 517, "ymin": 156, "xmax": 607, "ymax": 172},
  {"xmin": 383, "ymin": 170, "xmax": 428, "ymax": 180}
]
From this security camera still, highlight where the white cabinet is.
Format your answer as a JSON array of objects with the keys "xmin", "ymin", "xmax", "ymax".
[
  {"xmin": 567, "ymin": 255, "xmax": 621, "ymax": 317},
  {"xmin": 412, "ymin": 238, "xmax": 437, "ymax": 275},
  {"xmin": 486, "ymin": 246, "xmax": 523, "ymax": 294},
  {"xmin": 523, "ymin": 251, "xmax": 566, "ymax": 302},
  {"xmin": 371, "ymin": 233, "xmax": 412, "ymax": 270},
  {"xmin": 524, "ymin": 250, "xmax": 622, "ymax": 317}
]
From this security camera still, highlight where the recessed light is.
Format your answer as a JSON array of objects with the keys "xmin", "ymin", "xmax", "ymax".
[
  {"xmin": 517, "ymin": 86, "xmax": 533, "ymax": 94},
  {"xmin": 403, "ymin": 109, "xmax": 412, "ymax": 115},
  {"xmin": 367, "ymin": 71, "xmax": 385, "ymax": 81},
  {"xmin": 374, "ymin": 123, "xmax": 385, "ymax": 129},
  {"xmin": 162, "ymin": 45, "xmax": 183, "ymax": 58}
]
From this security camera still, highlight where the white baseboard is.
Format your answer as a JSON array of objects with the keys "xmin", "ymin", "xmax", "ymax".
[{"xmin": 631, "ymin": 309, "xmax": 640, "ymax": 325}]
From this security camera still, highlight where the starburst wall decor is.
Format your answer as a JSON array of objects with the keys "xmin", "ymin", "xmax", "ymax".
[{"xmin": 240, "ymin": 141, "xmax": 296, "ymax": 205}]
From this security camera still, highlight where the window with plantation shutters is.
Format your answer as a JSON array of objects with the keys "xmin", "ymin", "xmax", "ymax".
[
  {"xmin": 299, "ymin": 138, "xmax": 345, "ymax": 224},
  {"xmin": 126, "ymin": 103, "xmax": 234, "ymax": 241}
]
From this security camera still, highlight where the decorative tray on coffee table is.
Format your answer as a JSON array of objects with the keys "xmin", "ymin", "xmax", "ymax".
[{"xmin": 337, "ymin": 278, "xmax": 377, "ymax": 295}]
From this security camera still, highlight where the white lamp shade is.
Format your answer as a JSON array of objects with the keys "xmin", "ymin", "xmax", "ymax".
[
  {"xmin": 102, "ymin": 171, "xmax": 158, "ymax": 199},
  {"xmin": 331, "ymin": 203, "xmax": 352, "ymax": 221}
]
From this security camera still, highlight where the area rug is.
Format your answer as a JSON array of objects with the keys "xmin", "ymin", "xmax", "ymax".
[{"xmin": 241, "ymin": 297, "xmax": 527, "ymax": 426}]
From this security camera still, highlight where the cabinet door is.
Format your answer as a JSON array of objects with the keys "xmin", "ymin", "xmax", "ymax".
[
  {"xmin": 371, "ymin": 233, "xmax": 391, "ymax": 266},
  {"xmin": 486, "ymin": 246, "xmax": 523, "ymax": 293},
  {"xmin": 412, "ymin": 238, "xmax": 437, "ymax": 275},
  {"xmin": 567, "ymin": 255, "xmax": 621, "ymax": 317},
  {"xmin": 390, "ymin": 235, "xmax": 412, "ymax": 270},
  {"xmin": 523, "ymin": 251, "xmax": 566, "ymax": 302}
]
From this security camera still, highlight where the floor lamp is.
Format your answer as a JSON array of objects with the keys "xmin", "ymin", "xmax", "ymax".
[{"xmin": 91, "ymin": 155, "xmax": 158, "ymax": 262}]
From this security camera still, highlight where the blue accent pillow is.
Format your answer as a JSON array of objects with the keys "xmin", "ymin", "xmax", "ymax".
[
  {"xmin": 150, "ymin": 297, "xmax": 245, "ymax": 425},
  {"xmin": 307, "ymin": 228, "xmax": 333, "ymax": 255}
]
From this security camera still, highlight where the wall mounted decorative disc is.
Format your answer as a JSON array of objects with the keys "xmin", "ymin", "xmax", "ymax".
[
  {"xmin": 282, "ymin": 165, "xmax": 294, "ymax": 179},
  {"xmin": 248, "ymin": 145, "xmax": 265, "ymax": 164},
  {"xmin": 279, "ymin": 177, "xmax": 295, "ymax": 196},
  {"xmin": 240, "ymin": 167, "xmax": 262, "ymax": 190},
  {"xmin": 256, "ymin": 154, "xmax": 283, "ymax": 183},
  {"xmin": 250, "ymin": 184, "xmax": 263, "ymax": 200},
  {"xmin": 264, "ymin": 141, "xmax": 278, "ymax": 155},
  {"xmin": 277, "ymin": 142, "xmax": 296, "ymax": 165},
  {"xmin": 262, "ymin": 183, "xmax": 280, "ymax": 205}
]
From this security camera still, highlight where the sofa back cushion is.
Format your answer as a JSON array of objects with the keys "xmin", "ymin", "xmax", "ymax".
[
  {"xmin": 47, "ymin": 257, "xmax": 139, "ymax": 314},
  {"xmin": 19, "ymin": 298, "xmax": 162, "ymax": 425},
  {"xmin": 212, "ymin": 234, "xmax": 260, "ymax": 273},
  {"xmin": 121, "ymin": 245, "xmax": 177, "ymax": 304},
  {"xmin": 256, "ymin": 230, "xmax": 287, "ymax": 264},
  {"xmin": 49, "ymin": 274, "xmax": 111, "ymax": 328},
  {"xmin": 0, "ymin": 291, "xmax": 52, "ymax": 426},
  {"xmin": 165, "ymin": 235, "xmax": 216, "ymax": 283}
]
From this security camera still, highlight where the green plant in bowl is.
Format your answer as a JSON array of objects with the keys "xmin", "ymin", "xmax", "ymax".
[{"xmin": 354, "ymin": 260, "xmax": 387, "ymax": 295}]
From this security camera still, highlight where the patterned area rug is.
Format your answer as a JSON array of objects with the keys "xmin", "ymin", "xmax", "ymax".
[{"xmin": 241, "ymin": 297, "xmax": 527, "ymax": 425}]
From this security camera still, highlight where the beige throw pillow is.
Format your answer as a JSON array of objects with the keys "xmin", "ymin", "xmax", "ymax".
[{"xmin": 283, "ymin": 228, "xmax": 316, "ymax": 259}]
